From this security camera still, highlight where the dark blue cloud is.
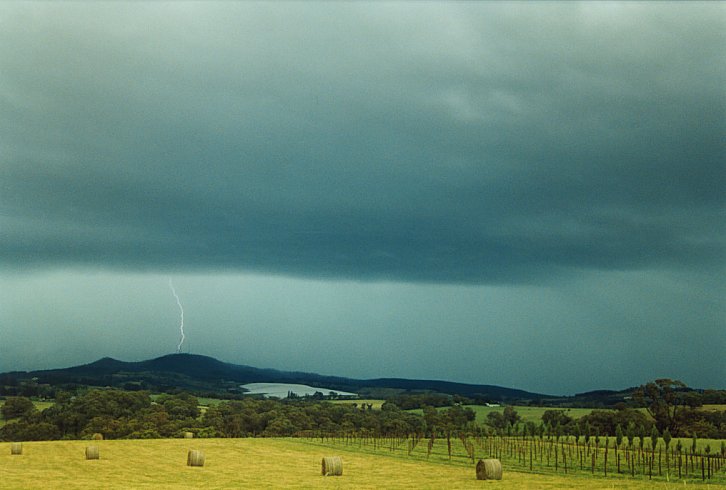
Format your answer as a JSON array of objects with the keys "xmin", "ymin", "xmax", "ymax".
[
  {"xmin": 1, "ymin": 3, "xmax": 723, "ymax": 282},
  {"xmin": 0, "ymin": 3, "xmax": 724, "ymax": 393}
]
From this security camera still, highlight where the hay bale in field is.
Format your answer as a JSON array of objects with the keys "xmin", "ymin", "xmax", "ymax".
[
  {"xmin": 92, "ymin": 433, "xmax": 104, "ymax": 440},
  {"xmin": 85, "ymin": 445, "xmax": 100, "ymax": 460},
  {"xmin": 321, "ymin": 456, "xmax": 343, "ymax": 476},
  {"xmin": 184, "ymin": 431, "xmax": 194, "ymax": 439},
  {"xmin": 187, "ymin": 450, "xmax": 205, "ymax": 467},
  {"xmin": 10, "ymin": 443, "xmax": 23, "ymax": 455},
  {"xmin": 476, "ymin": 458, "xmax": 502, "ymax": 480}
]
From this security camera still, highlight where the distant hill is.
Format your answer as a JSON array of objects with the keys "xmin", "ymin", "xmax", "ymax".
[{"xmin": 2, "ymin": 353, "xmax": 551, "ymax": 402}]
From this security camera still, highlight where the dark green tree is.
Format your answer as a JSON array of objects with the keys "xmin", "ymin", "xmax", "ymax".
[
  {"xmin": 541, "ymin": 409, "xmax": 572, "ymax": 428},
  {"xmin": 422, "ymin": 405, "xmax": 441, "ymax": 435},
  {"xmin": 650, "ymin": 426, "xmax": 659, "ymax": 451},
  {"xmin": 157, "ymin": 393, "xmax": 199, "ymax": 420},
  {"xmin": 1, "ymin": 396, "xmax": 36, "ymax": 420},
  {"xmin": 626, "ymin": 421, "xmax": 636, "ymax": 448},
  {"xmin": 0, "ymin": 421, "xmax": 60, "ymax": 441},
  {"xmin": 486, "ymin": 411, "xmax": 505, "ymax": 431},
  {"xmin": 615, "ymin": 424, "xmax": 624, "ymax": 448},
  {"xmin": 503, "ymin": 406, "xmax": 521, "ymax": 426},
  {"xmin": 663, "ymin": 427, "xmax": 672, "ymax": 450},
  {"xmin": 634, "ymin": 379, "xmax": 687, "ymax": 433}
]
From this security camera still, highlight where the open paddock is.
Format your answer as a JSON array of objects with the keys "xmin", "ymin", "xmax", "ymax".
[
  {"xmin": 1, "ymin": 438, "xmax": 720, "ymax": 489},
  {"xmin": 329, "ymin": 399, "xmax": 385, "ymax": 410}
]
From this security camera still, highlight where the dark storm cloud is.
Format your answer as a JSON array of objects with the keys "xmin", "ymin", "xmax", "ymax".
[{"xmin": 1, "ymin": 2, "xmax": 724, "ymax": 282}]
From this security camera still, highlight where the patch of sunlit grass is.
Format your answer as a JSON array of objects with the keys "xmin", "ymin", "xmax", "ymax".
[{"xmin": 1, "ymin": 438, "xmax": 717, "ymax": 489}]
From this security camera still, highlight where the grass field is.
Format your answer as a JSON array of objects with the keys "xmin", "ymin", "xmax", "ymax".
[
  {"xmin": 0, "ymin": 400, "xmax": 55, "ymax": 411},
  {"xmin": 2, "ymin": 438, "xmax": 720, "ymax": 489},
  {"xmin": 467, "ymin": 405, "xmax": 600, "ymax": 425},
  {"xmin": 409, "ymin": 404, "xmax": 726, "ymax": 429},
  {"xmin": 329, "ymin": 399, "xmax": 385, "ymax": 409},
  {"xmin": 405, "ymin": 405, "xmax": 603, "ymax": 425}
]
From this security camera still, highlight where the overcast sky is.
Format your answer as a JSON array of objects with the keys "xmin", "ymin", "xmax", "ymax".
[{"xmin": 0, "ymin": 2, "xmax": 723, "ymax": 395}]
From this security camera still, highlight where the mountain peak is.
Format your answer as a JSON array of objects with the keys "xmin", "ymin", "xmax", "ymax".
[
  {"xmin": 140, "ymin": 353, "xmax": 236, "ymax": 379},
  {"xmin": 84, "ymin": 356, "xmax": 124, "ymax": 368}
]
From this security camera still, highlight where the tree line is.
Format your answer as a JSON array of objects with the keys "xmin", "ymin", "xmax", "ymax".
[
  {"xmin": 0, "ymin": 389, "xmax": 477, "ymax": 442},
  {"xmin": 1, "ymin": 379, "xmax": 724, "ymax": 442}
]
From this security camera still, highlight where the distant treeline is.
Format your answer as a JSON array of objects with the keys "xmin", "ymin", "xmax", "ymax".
[
  {"xmin": 0, "ymin": 389, "xmax": 475, "ymax": 441},
  {"xmin": 1, "ymin": 379, "xmax": 724, "ymax": 442},
  {"xmin": 384, "ymin": 380, "xmax": 726, "ymax": 440}
]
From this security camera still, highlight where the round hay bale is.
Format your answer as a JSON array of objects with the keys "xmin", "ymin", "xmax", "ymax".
[
  {"xmin": 92, "ymin": 433, "xmax": 104, "ymax": 440},
  {"xmin": 10, "ymin": 443, "xmax": 23, "ymax": 455},
  {"xmin": 476, "ymin": 458, "xmax": 502, "ymax": 480},
  {"xmin": 183, "ymin": 431, "xmax": 194, "ymax": 439},
  {"xmin": 85, "ymin": 445, "xmax": 100, "ymax": 460},
  {"xmin": 321, "ymin": 456, "xmax": 343, "ymax": 476},
  {"xmin": 187, "ymin": 450, "xmax": 205, "ymax": 467}
]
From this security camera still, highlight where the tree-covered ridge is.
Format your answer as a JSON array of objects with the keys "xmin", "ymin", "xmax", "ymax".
[{"xmin": 0, "ymin": 353, "xmax": 547, "ymax": 402}]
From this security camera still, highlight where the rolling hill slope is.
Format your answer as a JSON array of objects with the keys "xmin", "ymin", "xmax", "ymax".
[{"xmin": 3, "ymin": 353, "xmax": 549, "ymax": 402}]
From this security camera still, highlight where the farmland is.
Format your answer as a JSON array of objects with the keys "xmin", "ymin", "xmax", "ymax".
[
  {"xmin": 329, "ymin": 399, "xmax": 386, "ymax": 410},
  {"xmin": 407, "ymin": 405, "xmax": 600, "ymax": 425},
  {"xmin": 1, "ymin": 438, "xmax": 719, "ymax": 489},
  {"xmin": 2, "ymin": 389, "xmax": 724, "ymax": 487}
]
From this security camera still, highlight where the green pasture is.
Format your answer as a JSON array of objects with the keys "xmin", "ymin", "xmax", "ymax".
[
  {"xmin": 196, "ymin": 397, "xmax": 226, "ymax": 407},
  {"xmin": 406, "ymin": 405, "xmax": 604, "ymax": 425},
  {"xmin": 469, "ymin": 405, "xmax": 599, "ymax": 425},
  {"xmin": 412, "ymin": 404, "xmax": 725, "ymax": 429},
  {"xmin": 329, "ymin": 399, "xmax": 385, "ymax": 409},
  {"xmin": 149, "ymin": 395, "xmax": 225, "ymax": 407}
]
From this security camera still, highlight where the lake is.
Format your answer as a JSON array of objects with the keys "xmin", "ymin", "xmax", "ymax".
[{"xmin": 240, "ymin": 382, "xmax": 357, "ymax": 399}]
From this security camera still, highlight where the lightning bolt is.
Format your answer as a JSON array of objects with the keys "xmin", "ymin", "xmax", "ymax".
[{"xmin": 169, "ymin": 279, "xmax": 185, "ymax": 353}]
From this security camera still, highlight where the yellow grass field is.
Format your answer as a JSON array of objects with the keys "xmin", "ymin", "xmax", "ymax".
[{"xmin": 2, "ymin": 438, "xmax": 721, "ymax": 489}]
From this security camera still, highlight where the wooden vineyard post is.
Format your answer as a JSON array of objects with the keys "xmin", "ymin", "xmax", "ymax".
[
  {"xmin": 546, "ymin": 440, "xmax": 550, "ymax": 467},
  {"xmin": 529, "ymin": 439, "xmax": 533, "ymax": 471},
  {"xmin": 554, "ymin": 443, "xmax": 558, "ymax": 472},
  {"xmin": 678, "ymin": 452, "xmax": 682, "ymax": 479}
]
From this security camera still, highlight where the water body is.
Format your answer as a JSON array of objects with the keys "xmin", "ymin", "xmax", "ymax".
[{"xmin": 240, "ymin": 382, "xmax": 357, "ymax": 399}]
